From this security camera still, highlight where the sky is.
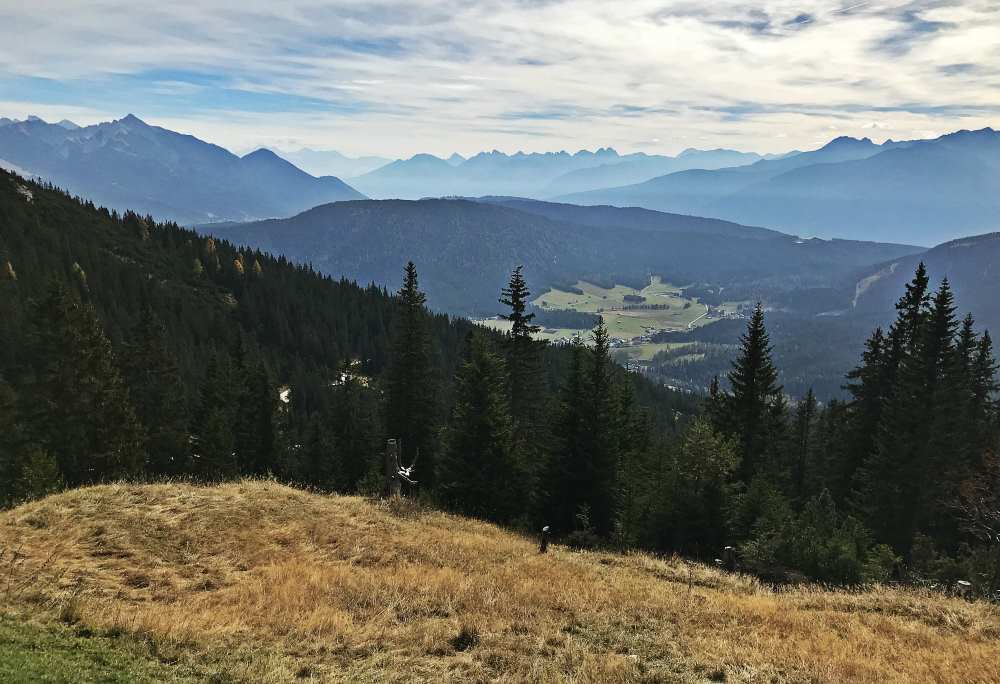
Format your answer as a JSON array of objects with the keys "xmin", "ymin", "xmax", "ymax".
[{"xmin": 1, "ymin": 1, "xmax": 998, "ymax": 158}]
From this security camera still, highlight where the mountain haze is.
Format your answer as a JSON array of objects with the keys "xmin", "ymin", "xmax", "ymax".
[
  {"xmin": 558, "ymin": 129, "xmax": 1000, "ymax": 245},
  {"xmin": 0, "ymin": 115, "xmax": 365, "ymax": 224},
  {"xmin": 351, "ymin": 147, "xmax": 766, "ymax": 199},
  {"xmin": 542, "ymin": 148, "xmax": 766, "ymax": 196},
  {"xmin": 272, "ymin": 147, "xmax": 391, "ymax": 178}
]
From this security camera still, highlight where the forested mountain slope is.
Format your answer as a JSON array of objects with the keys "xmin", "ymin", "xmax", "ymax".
[
  {"xmin": 212, "ymin": 198, "xmax": 919, "ymax": 314},
  {"xmin": 0, "ymin": 168, "xmax": 693, "ymax": 510},
  {"xmin": 853, "ymin": 232, "xmax": 1000, "ymax": 332}
]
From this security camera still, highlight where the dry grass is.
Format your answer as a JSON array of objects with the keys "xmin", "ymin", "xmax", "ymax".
[{"xmin": 2, "ymin": 480, "xmax": 999, "ymax": 683}]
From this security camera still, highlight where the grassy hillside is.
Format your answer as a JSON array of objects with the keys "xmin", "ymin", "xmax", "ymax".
[{"xmin": 2, "ymin": 482, "xmax": 999, "ymax": 683}]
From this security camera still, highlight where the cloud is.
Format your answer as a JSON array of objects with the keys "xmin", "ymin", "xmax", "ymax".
[{"xmin": 0, "ymin": 0, "xmax": 998, "ymax": 156}]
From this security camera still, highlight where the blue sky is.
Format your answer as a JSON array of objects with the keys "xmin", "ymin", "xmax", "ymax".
[{"xmin": 1, "ymin": 1, "xmax": 998, "ymax": 157}]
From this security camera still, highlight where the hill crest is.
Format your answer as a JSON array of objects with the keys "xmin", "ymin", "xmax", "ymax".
[{"xmin": 2, "ymin": 481, "xmax": 999, "ymax": 682}]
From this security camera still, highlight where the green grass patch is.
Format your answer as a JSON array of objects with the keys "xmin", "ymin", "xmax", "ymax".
[
  {"xmin": 533, "ymin": 278, "xmax": 710, "ymax": 339},
  {"xmin": 0, "ymin": 614, "xmax": 205, "ymax": 684}
]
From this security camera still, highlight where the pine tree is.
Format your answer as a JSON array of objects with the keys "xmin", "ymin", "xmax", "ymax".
[
  {"xmin": 124, "ymin": 307, "xmax": 190, "ymax": 475},
  {"xmin": 723, "ymin": 303, "xmax": 784, "ymax": 481},
  {"xmin": 972, "ymin": 331, "xmax": 999, "ymax": 443},
  {"xmin": 583, "ymin": 320, "xmax": 619, "ymax": 536},
  {"xmin": 21, "ymin": 283, "xmax": 145, "ymax": 486},
  {"xmin": 332, "ymin": 377, "xmax": 383, "ymax": 492},
  {"xmin": 668, "ymin": 416, "xmax": 739, "ymax": 553},
  {"xmin": 235, "ymin": 359, "xmax": 278, "ymax": 475},
  {"xmin": 857, "ymin": 273, "xmax": 964, "ymax": 554},
  {"xmin": 0, "ymin": 375, "xmax": 24, "ymax": 505},
  {"xmin": 544, "ymin": 339, "xmax": 589, "ymax": 534},
  {"xmin": 385, "ymin": 262, "xmax": 438, "ymax": 488},
  {"xmin": 437, "ymin": 332, "xmax": 524, "ymax": 522},
  {"xmin": 792, "ymin": 388, "xmax": 817, "ymax": 502},
  {"xmin": 842, "ymin": 327, "xmax": 890, "ymax": 500},
  {"xmin": 499, "ymin": 266, "xmax": 541, "ymax": 339},
  {"xmin": 191, "ymin": 353, "xmax": 238, "ymax": 479},
  {"xmin": 498, "ymin": 266, "xmax": 545, "ymax": 431},
  {"xmin": 498, "ymin": 266, "xmax": 547, "ymax": 514}
]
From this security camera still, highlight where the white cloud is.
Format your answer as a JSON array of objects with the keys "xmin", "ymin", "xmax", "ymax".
[{"xmin": 0, "ymin": 0, "xmax": 998, "ymax": 156}]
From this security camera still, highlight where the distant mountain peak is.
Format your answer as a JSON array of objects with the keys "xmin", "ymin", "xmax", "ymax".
[
  {"xmin": 824, "ymin": 135, "xmax": 874, "ymax": 148},
  {"xmin": 55, "ymin": 119, "xmax": 80, "ymax": 130},
  {"xmin": 0, "ymin": 113, "xmax": 364, "ymax": 222},
  {"xmin": 243, "ymin": 147, "xmax": 282, "ymax": 161},
  {"xmin": 409, "ymin": 153, "xmax": 446, "ymax": 162}
]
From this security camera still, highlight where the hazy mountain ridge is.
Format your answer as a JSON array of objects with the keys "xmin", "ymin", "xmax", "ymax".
[
  {"xmin": 350, "ymin": 146, "xmax": 768, "ymax": 199},
  {"xmin": 557, "ymin": 129, "xmax": 1000, "ymax": 245},
  {"xmin": 542, "ymin": 148, "xmax": 768, "ymax": 196},
  {"xmin": 207, "ymin": 198, "xmax": 919, "ymax": 315},
  {"xmin": 271, "ymin": 147, "xmax": 391, "ymax": 178},
  {"xmin": 556, "ymin": 135, "xmax": 907, "ymax": 208},
  {"xmin": 0, "ymin": 114, "xmax": 365, "ymax": 224}
]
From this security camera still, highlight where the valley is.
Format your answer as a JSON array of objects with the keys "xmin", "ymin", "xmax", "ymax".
[{"xmin": 477, "ymin": 277, "xmax": 746, "ymax": 363}]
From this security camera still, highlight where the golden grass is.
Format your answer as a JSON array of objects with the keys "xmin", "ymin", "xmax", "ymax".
[{"xmin": 2, "ymin": 481, "xmax": 999, "ymax": 683}]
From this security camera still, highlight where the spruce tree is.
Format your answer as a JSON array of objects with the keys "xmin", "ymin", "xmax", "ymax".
[
  {"xmin": 498, "ymin": 266, "xmax": 547, "ymax": 512},
  {"xmin": 437, "ymin": 332, "xmax": 524, "ymax": 522},
  {"xmin": 972, "ymin": 331, "xmax": 998, "ymax": 441},
  {"xmin": 583, "ymin": 320, "xmax": 619, "ymax": 535},
  {"xmin": 792, "ymin": 388, "xmax": 817, "ymax": 502},
  {"xmin": 544, "ymin": 339, "xmax": 589, "ymax": 534},
  {"xmin": 235, "ymin": 359, "xmax": 278, "ymax": 475},
  {"xmin": 190, "ymin": 353, "xmax": 238, "ymax": 479},
  {"xmin": 724, "ymin": 303, "xmax": 784, "ymax": 481},
  {"xmin": 21, "ymin": 283, "xmax": 145, "ymax": 485},
  {"xmin": 385, "ymin": 262, "xmax": 438, "ymax": 488},
  {"xmin": 499, "ymin": 266, "xmax": 544, "ymax": 432},
  {"xmin": 124, "ymin": 307, "xmax": 190, "ymax": 475},
  {"xmin": 842, "ymin": 327, "xmax": 890, "ymax": 500}
]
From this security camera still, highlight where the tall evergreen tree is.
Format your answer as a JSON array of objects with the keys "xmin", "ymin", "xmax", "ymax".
[
  {"xmin": 21, "ymin": 283, "xmax": 145, "ymax": 485},
  {"xmin": 545, "ymin": 339, "xmax": 589, "ymax": 534},
  {"xmin": 792, "ymin": 388, "xmax": 817, "ymax": 503},
  {"xmin": 723, "ymin": 303, "xmax": 785, "ymax": 481},
  {"xmin": 124, "ymin": 307, "xmax": 190, "ymax": 475},
  {"xmin": 498, "ymin": 266, "xmax": 547, "ymax": 510},
  {"xmin": 385, "ymin": 262, "xmax": 438, "ymax": 488},
  {"xmin": 499, "ymin": 267, "xmax": 545, "ymax": 427},
  {"xmin": 437, "ymin": 332, "xmax": 524, "ymax": 522},
  {"xmin": 190, "ymin": 352, "xmax": 238, "ymax": 480},
  {"xmin": 583, "ymin": 320, "xmax": 619, "ymax": 536},
  {"xmin": 842, "ymin": 327, "xmax": 890, "ymax": 500},
  {"xmin": 238, "ymin": 360, "xmax": 278, "ymax": 475}
]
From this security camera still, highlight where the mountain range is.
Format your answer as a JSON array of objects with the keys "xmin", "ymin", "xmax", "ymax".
[
  {"xmin": 349, "ymin": 147, "xmax": 767, "ymax": 199},
  {"xmin": 206, "ymin": 198, "xmax": 919, "ymax": 315},
  {"xmin": 271, "ymin": 148, "xmax": 391, "ymax": 179},
  {"xmin": 0, "ymin": 115, "xmax": 364, "ymax": 224},
  {"xmin": 558, "ymin": 129, "xmax": 1000, "ymax": 246}
]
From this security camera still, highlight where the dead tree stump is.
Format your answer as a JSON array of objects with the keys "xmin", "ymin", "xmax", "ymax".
[{"xmin": 539, "ymin": 526, "xmax": 550, "ymax": 554}]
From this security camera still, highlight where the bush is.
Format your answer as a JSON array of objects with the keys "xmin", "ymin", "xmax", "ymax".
[
  {"xmin": 564, "ymin": 505, "xmax": 601, "ymax": 550},
  {"xmin": 739, "ymin": 487, "xmax": 873, "ymax": 585}
]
